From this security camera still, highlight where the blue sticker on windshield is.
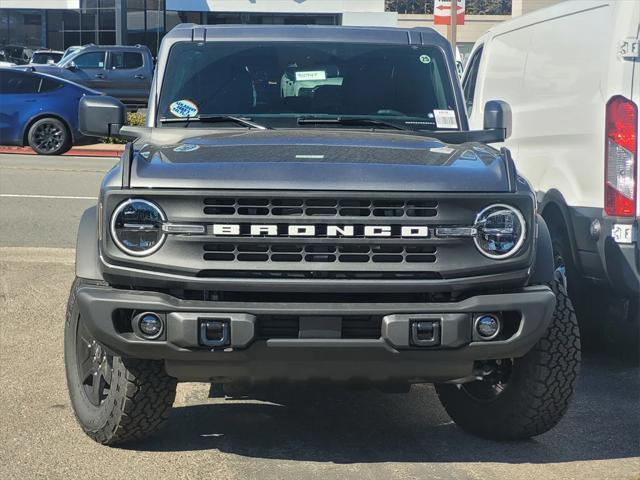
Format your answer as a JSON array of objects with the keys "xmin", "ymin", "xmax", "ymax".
[{"xmin": 169, "ymin": 99, "xmax": 199, "ymax": 118}]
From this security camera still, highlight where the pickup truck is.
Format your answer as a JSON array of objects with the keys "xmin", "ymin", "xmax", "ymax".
[{"xmin": 31, "ymin": 44, "xmax": 153, "ymax": 108}]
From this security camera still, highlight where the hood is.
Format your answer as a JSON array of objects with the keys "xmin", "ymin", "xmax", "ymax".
[{"xmin": 130, "ymin": 130, "xmax": 509, "ymax": 192}]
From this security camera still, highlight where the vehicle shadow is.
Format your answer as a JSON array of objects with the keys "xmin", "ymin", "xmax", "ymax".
[{"xmin": 124, "ymin": 357, "xmax": 639, "ymax": 465}]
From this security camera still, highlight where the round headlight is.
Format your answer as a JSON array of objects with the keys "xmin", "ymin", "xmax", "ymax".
[
  {"xmin": 110, "ymin": 199, "xmax": 166, "ymax": 256},
  {"xmin": 474, "ymin": 204, "xmax": 526, "ymax": 259}
]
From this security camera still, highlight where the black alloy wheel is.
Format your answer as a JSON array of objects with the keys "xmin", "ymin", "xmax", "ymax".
[
  {"xmin": 27, "ymin": 117, "xmax": 72, "ymax": 155},
  {"xmin": 75, "ymin": 320, "xmax": 113, "ymax": 407}
]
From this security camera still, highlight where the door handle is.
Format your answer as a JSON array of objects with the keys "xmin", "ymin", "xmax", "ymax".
[
  {"xmin": 134, "ymin": 74, "xmax": 145, "ymax": 80},
  {"xmin": 94, "ymin": 73, "xmax": 105, "ymax": 79}
]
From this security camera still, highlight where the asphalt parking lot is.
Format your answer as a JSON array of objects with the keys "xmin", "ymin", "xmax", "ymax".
[{"xmin": 0, "ymin": 154, "xmax": 639, "ymax": 480}]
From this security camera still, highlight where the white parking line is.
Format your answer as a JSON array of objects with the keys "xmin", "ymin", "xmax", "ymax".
[{"xmin": 0, "ymin": 194, "xmax": 96, "ymax": 200}]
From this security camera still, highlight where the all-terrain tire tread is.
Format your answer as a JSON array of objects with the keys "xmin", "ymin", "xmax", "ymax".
[
  {"xmin": 435, "ymin": 281, "xmax": 581, "ymax": 440},
  {"xmin": 66, "ymin": 279, "xmax": 177, "ymax": 445}
]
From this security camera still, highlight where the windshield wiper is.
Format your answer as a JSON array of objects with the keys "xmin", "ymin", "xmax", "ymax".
[
  {"xmin": 297, "ymin": 116, "xmax": 412, "ymax": 131},
  {"xmin": 160, "ymin": 115, "xmax": 271, "ymax": 130}
]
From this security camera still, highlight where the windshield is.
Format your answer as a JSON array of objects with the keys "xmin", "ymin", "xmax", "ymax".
[
  {"xmin": 60, "ymin": 47, "xmax": 82, "ymax": 63},
  {"xmin": 157, "ymin": 42, "xmax": 459, "ymax": 130},
  {"xmin": 31, "ymin": 52, "xmax": 63, "ymax": 65}
]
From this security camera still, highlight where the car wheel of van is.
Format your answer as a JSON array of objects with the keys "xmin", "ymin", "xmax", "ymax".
[
  {"xmin": 435, "ymin": 281, "xmax": 581, "ymax": 440},
  {"xmin": 64, "ymin": 279, "xmax": 177, "ymax": 445},
  {"xmin": 27, "ymin": 117, "xmax": 72, "ymax": 155}
]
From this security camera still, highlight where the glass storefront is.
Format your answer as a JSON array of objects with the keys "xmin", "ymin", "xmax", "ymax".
[
  {"xmin": 1, "ymin": 1, "xmax": 340, "ymax": 56},
  {"xmin": 45, "ymin": 0, "xmax": 117, "ymax": 51},
  {"xmin": 165, "ymin": 11, "xmax": 339, "ymax": 30},
  {"xmin": 0, "ymin": 10, "xmax": 46, "ymax": 48}
]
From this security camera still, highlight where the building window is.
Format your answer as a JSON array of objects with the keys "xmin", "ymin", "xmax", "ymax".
[{"xmin": 0, "ymin": 10, "xmax": 45, "ymax": 49}]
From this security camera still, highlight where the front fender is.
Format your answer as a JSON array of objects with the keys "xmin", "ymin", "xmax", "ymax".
[
  {"xmin": 76, "ymin": 206, "xmax": 103, "ymax": 281},
  {"xmin": 529, "ymin": 214, "xmax": 555, "ymax": 285}
]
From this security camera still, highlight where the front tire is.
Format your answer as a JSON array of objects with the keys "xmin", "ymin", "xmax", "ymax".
[
  {"xmin": 435, "ymin": 281, "xmax": 581, "ymax": 440},
  {"xmin": 64, "ymin": 279, "xmax": 177, "ymax": 444},
  {"xmin": 27, "ymin": 117, "xmax": 71, "ymax": 155}
]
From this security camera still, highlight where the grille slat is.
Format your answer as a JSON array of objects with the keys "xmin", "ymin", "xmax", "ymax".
[
  {"xmin": 203, "ymin": 197, "xmax": 437, "ymax": 218},
  {"xmin": 203, "ymin": 243, "xmax": 436, "ymax": 264}
]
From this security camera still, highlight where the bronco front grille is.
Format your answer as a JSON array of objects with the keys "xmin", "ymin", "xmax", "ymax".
[
  {"xmin": 203, "ymin": 197, "xmax": 438, "ymax": 218},
  {"xmin": 203, "ymin": 243, "xmax": 436, "ymax": 264}
]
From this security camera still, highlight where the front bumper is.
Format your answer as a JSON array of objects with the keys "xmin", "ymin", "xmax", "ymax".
[{"xmin": 76, "ymin": 285, "xmax": 556, "ymax": 383}]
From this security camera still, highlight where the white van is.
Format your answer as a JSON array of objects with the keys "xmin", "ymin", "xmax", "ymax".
[{"xmin": 463, "ymin": 0, "xmax": 639, "ymax": 323}]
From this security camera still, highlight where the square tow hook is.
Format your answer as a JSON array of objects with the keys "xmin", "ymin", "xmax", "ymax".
[
  {"xmin": 199, "ymin": 320, "xmax": 230, "ymax": 347},
  {"xmin": 410, "ymin": 320, "xmax": 441, "ymax": 347}
]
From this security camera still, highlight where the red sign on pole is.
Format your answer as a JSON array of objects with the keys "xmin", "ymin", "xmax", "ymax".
[{"xmin": 434, "ymin": 0, "xmax": 465, "ymax": 26}]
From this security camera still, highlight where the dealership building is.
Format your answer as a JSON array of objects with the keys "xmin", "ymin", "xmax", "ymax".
[{"xmin": 0, "ymin": 0, "xmax": 561, "ymax": 56}]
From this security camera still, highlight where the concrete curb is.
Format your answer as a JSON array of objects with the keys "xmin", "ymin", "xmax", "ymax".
[{"xmin": 0, "ymin": 145, "xmax": 125, "ymax": 158}]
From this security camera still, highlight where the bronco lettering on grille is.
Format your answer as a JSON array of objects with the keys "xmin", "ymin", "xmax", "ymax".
[{"xmin": 209, "ymin": 224, "xmax": 430, "ymax": 238}]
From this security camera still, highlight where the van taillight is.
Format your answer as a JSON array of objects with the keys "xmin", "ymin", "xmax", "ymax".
[{"xmin": 605, "ymin": 96, "xmax": 637, "ymax": 217}]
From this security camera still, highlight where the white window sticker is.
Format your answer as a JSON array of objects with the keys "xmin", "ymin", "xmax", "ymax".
[
  {"xmin": 295, "ymin": 71, "xmax": 327, "ymax": 81},
  {"xmin": 612, "ymin": 224, "xmax": 634, "ymax": 244},
  {"xmin": 433, "ymin": 110, "xmax": 458, "ymax": 129},
  {"xmin": 430, "ymin": 146, "xmax": 455, "ymax": 154},
  {"xmin": 169, "ymin": 99, "xmax": 199, "ymax": 118}
]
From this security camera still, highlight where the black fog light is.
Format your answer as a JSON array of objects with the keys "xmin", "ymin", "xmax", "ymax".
[
  {"xmin": 475, "ymin": 314, "xmax": 501, "ymax": 340},
  {"xmin": 137, "ymin": 312, "xmax": 163, "ymax": 339}
]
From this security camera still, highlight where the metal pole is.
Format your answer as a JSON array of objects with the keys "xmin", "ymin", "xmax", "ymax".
[
  {"xmin": 115, "ymin": 0, "xmax": 128, "ymax": 45},
  {"xmin": 451, "ymin": 0, "xmax": 458, "ymax": 54}
]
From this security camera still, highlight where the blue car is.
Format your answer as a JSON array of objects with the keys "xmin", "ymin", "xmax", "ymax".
[{"xmin": 0, "ymin": 68, "xmax": 100, "ymax": 155}]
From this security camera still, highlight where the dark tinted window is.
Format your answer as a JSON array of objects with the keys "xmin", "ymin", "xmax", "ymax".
[
  {"xmin": 462, "ymin": 47, "xmax": 483, "ymax": 115},
  {"xmin": 110, "ymin": 52, "xmax": 143, "ymax": 69},
  {"xmin": 73, "ymin": 52, "xmax": 106, "ymax": 69},
  {"xmin": 159, "ymin": 42, "xmax": 457, "ymax": 129},
  {"xmin": 0, "ymin": 71, "xmax": 41, "ymax": 94},
  {"xmin": 39, "ymin": 77, "xmax": 64, "ymax": 93},
  {"xmin": 30, "ymin": 52, "xmax": 64, "ymax": 65}
]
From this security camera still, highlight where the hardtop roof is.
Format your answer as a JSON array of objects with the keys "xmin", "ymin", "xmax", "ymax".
[{"xmin": 163, "ymin": 23, "xmax": 448, "ymax": 47}]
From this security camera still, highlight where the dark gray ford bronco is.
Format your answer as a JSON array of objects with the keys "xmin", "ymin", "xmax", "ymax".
[{"xmin": 65, "ymin": 24, "xmax": 581, "ymax": 445}]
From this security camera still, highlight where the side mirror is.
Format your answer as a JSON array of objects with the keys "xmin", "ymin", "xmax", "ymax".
[
  {"xmin": 79, "ymin": 95, "xmax": 126, "ymax": 138},
  {"xmin": 483, "ymin": 100, "xmax": 512, "ymax": 140},
  {"xmin": 65, "ymin": 61, "xmax": 77, "ymax": 70}
]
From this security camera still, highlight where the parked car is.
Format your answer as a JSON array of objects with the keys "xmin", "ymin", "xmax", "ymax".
[
  {"xmin": 463, "ymin": 0, "xmax": 639, "ymax": 326},
  {"xmin": 29, "ymin": 49, "xmax": 64, "ymax": 65},
  {"xmin": 31, "ymin": 44, "xmax": 154, "ymax": 108},
  {"xmin": 0, "ymin": 45, "xmax": 35, "ymax": 65},
  {"xmin": 0, "ymin": 68, "xmax": 100, "ymax": 155},
  {"xmin": 65, "ymin": 23, "xmax": 580, "ymax": 445}
]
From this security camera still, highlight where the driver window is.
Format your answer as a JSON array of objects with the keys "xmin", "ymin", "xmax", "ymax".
[{"xmin": 73, "ymin": 52, "xmax": 106, "ymax": 69}]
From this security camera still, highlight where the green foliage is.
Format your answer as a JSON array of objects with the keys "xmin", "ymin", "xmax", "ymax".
[
  {"xmin": 385, "ymin": 0, "xmax": 512, "ymax": 15},
  {"xmin": 102, "ymin": 111, "xmax": 146, "ymax": 144}
]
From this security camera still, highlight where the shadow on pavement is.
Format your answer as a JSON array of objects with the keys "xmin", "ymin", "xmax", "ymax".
[{"xmin": 125, "ymin": 357, "xmax": 640, "ymax": 465}]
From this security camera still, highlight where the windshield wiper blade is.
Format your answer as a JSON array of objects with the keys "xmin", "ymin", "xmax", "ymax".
[
  {"xmin": 297, "ymin": 116, "xmax": 411, "ymax": 131},
  {"xmin": 160, "ymin": 115, "xmax": 270, "ymax": 130}
]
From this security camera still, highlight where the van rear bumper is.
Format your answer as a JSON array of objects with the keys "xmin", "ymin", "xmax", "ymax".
[{"xmin": 570, "ymin": 207, "xmax": 639, "ymax": 296}]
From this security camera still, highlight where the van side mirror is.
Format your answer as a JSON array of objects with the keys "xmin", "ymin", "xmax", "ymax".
[
  {"xmin": 483, "ymin": 100, "xmax": 512, "ymax": 140},
  {"xmin": 65, "ymin": 61, "xmax": 77, "ymax": 70},
  {"xmin": 79, "ymin": 95, "xmax": 126, "ymax": 138}
]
